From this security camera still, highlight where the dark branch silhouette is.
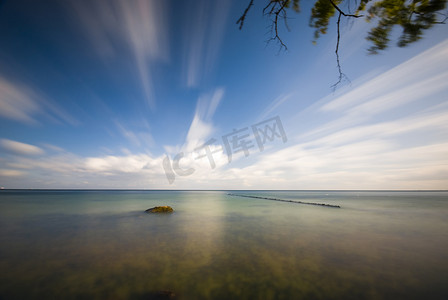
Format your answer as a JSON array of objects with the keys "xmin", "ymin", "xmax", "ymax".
[
  {"xmin": 328, "ymin": 0, "xmax": 362, "ymax": 88},
  {"xmin": 434, "ymin": 11, "xmax": 448, "ymax": 24},
  {"xmin": 265, "ymin": 0, "xmax": 289, "ymax": 51},
  {"xmin": 332, "ymin": 12, "xmax": 349, "ymax": 89},
  {"xmin": 328, "ymin": 0, "xmax": 363, "ymax": 18},
  {"xmin": 237, "ymin": 0, "xmax": 255, "ymax": 30}
]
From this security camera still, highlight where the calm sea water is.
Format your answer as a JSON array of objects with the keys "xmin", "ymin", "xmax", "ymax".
[{"xmin": 0, "ymin": 190, "xmax": 447, "ymax": 300}]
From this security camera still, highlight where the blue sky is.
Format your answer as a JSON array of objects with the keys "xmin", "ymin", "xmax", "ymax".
[{"xmin": 0, "ymin": 0, "xmax": 447, "ymax": 189}]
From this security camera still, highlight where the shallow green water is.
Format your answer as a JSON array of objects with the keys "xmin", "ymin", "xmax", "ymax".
[{"xmin": 0, "ymin": 190, "xmax": 447, "ymax": 299}]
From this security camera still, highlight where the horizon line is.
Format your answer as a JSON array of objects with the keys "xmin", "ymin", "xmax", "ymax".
[{"xmin": 1, "ymin": 188, "xmax": 447, "ymax": 192}]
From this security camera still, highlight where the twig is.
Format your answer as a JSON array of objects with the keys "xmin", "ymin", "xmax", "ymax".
[
  {"xmin": 237, "ymin": 0, "xmax": 255, "ymax": 30},
  {"xmin": 263, "ymin": 1, "xmax": 275, "ymax": 15},
  {"xmin": 327, "ymin": 0, "xmax": 360, "ymax": 89},
  {"xmin": 328, "ymin": 0, "xmax": 363, "ymax": 18},
  {"xmin": 434, "ymin": 11, "xmax": 448, "ymax": 24},
  {"xmin": 266, "ymin": 0, "xmax": 289, "ymax": 51},
  {"xmin": 332, "ymin": 12, "xmax": 349, "ymax": 89}
]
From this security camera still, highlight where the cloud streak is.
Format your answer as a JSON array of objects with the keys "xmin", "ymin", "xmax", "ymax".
[
  {"xmin": 223, "ymin": 40, "xmax": 448, "ymax": 190},
  {"xmin": 322, "ymin": 39, "xmax": 448, "ymax": 113},
  {"xmin": 151, "ymin": 39, "xmax": 448, "ymax": 189},
  {"xmin": 184, "ymin": 88, "xmax": 225, "ymax": 152},
  {"xmin": 182, "ymin": 0, "xmax": 231, "ymax": 87},
  {"xmin": 0, "ymin": 139, "xmax": 45, "ymax": 156},
  {"xmin": 1, "ymin": 29, "xmax": 447, "ymax": 189},
  {"xmin": 299, "ymin": 39, "xmax": 448, "ymax": 141},
  {"xmin": 70, "ymin": 0, "xmax": 169, "ymax": 109},
  {"xmin": 0, "ymin": 76, "xmax": 40, "ymax": 124},
  {"xmin": 0, "ymin": 76, "xmax": 79, "ymax": 125}
]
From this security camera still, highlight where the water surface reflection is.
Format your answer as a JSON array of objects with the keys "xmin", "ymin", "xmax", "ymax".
[{"xmin": 0, "ymin": 190, "xmax": 447, "ymax": 299}]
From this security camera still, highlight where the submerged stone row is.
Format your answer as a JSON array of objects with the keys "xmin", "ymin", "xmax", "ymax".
[{"xmin": 227, "ymin": 193, "xmax": 341, "ymax": 208}]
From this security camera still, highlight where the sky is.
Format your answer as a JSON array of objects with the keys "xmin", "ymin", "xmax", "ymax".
[{"xmin": 0, "ymin": 0, "xmax": 447, "ymax": 190}]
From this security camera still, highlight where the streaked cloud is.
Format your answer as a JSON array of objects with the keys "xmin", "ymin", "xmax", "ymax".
[
  {"xmin": 157, "ymin": 39, "xmax": 448, "ymax": 189},
  {"xmin": 228, "ymin": 140, "xmax": 448, "ymax": 190},
  {"xmin": 159, "ymin": 88, "xmax": 226, "ymax": 185},
  {"xmin": 70, "ymin": 0, "xmax": 169, "ymax": 109},
  {"xmin": 184, "ymin": 88, "xmax": 224, "ymax": 151},
  {"xmin": 0, "ymin": 75, "xmax": 79, "ymax": 125},
  {"xmin": 1, "ymin": 2, "xmax": 447, "ymax": 190},
  {"xmin": 114, "ymin": 120, "xmax": 155, "ymax": 150},
  {"xmin": 300, "ymin": 39, "xmax": 448, "ymax": 141},
  {"xmin": 115, "ymin": 121, "xmax": 142, "ymax": 147},
  {"xmin": 184, "ymin": 114, "xmax": 215, "ymax": 153},
  {"xmin": 303, "ymin": 110, "xmax": 448, "ymax": 148},
  {"xmin": 321, "ymin": 39, "xmax": 448, "ymax": 113},
  {"xmin": 182, "ymin": 0, "xmax": 231, "ymax": 87},
  {"xmin": 0, "ymin": 169, "xmax": 24, "ymax": 177},
  {"xmin": 84, "ymin": 154, "xmax": 160, "ymax": 174},
  {"xmin": 6, "ymin": 35, "xmax": 447, "ymax": 189},
  {"xmin": 0, "ymin": 147, "xmax": 168, "ymax": 188},
  {"xmin": 216, "ymin": 40, "xmax": 448, "ymax": 190},
  {"xmin": 258, "ymin": 93, "xmax": 292, "ymax": 121},
  {"xmin": 42, "ymin": 144, "xmax": 66, "ymax": 153},
  {"xmin": 0, "ymin": 139, "xmax": 44, "ymax": 156},
  {"xmin": 0, "ymin": 76, "xmax": 40, "ymax": 124}
]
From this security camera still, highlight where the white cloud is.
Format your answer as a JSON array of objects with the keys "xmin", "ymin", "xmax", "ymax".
[
  {"xmin": 70, "ymin": 0, "xmax": 169, "ymax": 109},
  {"xmin": 299, "ymin": 39, "xmax": 448, "ymax": 142},
  {"xmin": 0, "ymin": 169, "xmax": 24, "ymax": 177},
  {"xmin": 302, "ymin": 109, "xmax": 448, "ymax": 148},
  {"xmin": 115, "ymin": 121, "xmax": 141, "ymax": 147},
  {"xmin": 114, "ymin": 120, "xmax": 155, "ymax": 150},
  {"xmin": 157, "ymin": 88, "xmax": 228, "ymax": 184},
  {"xmin": 42, "ymin": 143, "xmax": 66, "ymax": 153},
  {"xmin": 209, "ymin": 138, "xmax": 448, "ymax": 190},
  {"xmin": 205, "ymin": 88, "xmax": 224, "ymax": 121},
  {"xmin": 0, "ymin": 139, "xmax": 44, "ymax": 156},
  {"xmin": 184, "ymin": 88, "xmax": 225, "ymax": 151},
  {"xmin": 258, "ymin": 93, "xmax": 293, "ymax": 121},
  {"xmin": 321, "ymin": 39, "xmax": 448, "ymax": 113},
  {"xmin": 84, "ymin": 154, "xmax": 161, "ymax": 174},
  {"xmin": 0, "ymin": 148, "xmax": 170, "ymax": 188},
  {"xmin": 182, "ymin": 0, "xmax": 231, "ymax": 87},
  {"xmin": 161, "ymin": 39, "xmax": 448, "ymax": 190},
  {"xmin": 0, "ymin": 75, "xmax": 79, "ymax": 125},
  {"xmin": 2, "ymin": 38, "xmax": 448, "ymax": 189},
  {"xmin": 0, "ymin": 76, "xmax": 40, "ymax": 124},
  {"xmin": 346, "ymin": 71, "xmax": 448, "ymax": 116},
  {"xmin": 219, "ymin": 40, "xmax": 448, "ymax": 190},
  {"xmin": 185, "ymin": 114, "xmax": 215, "ymax": 152}
]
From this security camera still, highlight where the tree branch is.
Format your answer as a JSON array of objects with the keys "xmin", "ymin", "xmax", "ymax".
[
  {"xmin": 237, "ymin": 0, "xmax": 255, "ymax": 30},
  {"xmin": 263, "ymin": 1, "xmax": 276, "ymax": 15},
  {"xmin": 264, "ymin": 0, "xmax": 289, "ymax": 51},
  {"xmin": 332, "ymin": 12, "xmax": 349, "ymax": 89},
  {"xmin": 434, "ymin": 11, "xmax": 448, "ymax": 24},
  {"xmin": 327, "ymin": 0, "xmax": 361, "ymax": 89},
  {"xmin": 328, "ymin": 0, "xmax": 363, "ymax": 18}
]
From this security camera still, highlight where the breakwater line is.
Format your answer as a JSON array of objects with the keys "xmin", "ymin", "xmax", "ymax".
[{"xmin": 227, "ymin": 193, "xmax": 341, "ymax": 208}]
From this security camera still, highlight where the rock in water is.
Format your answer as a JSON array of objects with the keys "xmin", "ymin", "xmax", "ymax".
[{"xmin": 145, "ymin": 206, "xmax": 174, "ymax": 213}]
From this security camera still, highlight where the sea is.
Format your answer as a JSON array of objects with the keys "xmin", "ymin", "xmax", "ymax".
[{"xmin": 0, "ymin": 190, "xmax": 447, "ymax": 300}]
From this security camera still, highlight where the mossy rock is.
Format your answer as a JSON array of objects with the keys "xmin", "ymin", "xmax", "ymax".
[{"xmin": 145, "ymin": 206, "xmax": 174, "ymax": 213}]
